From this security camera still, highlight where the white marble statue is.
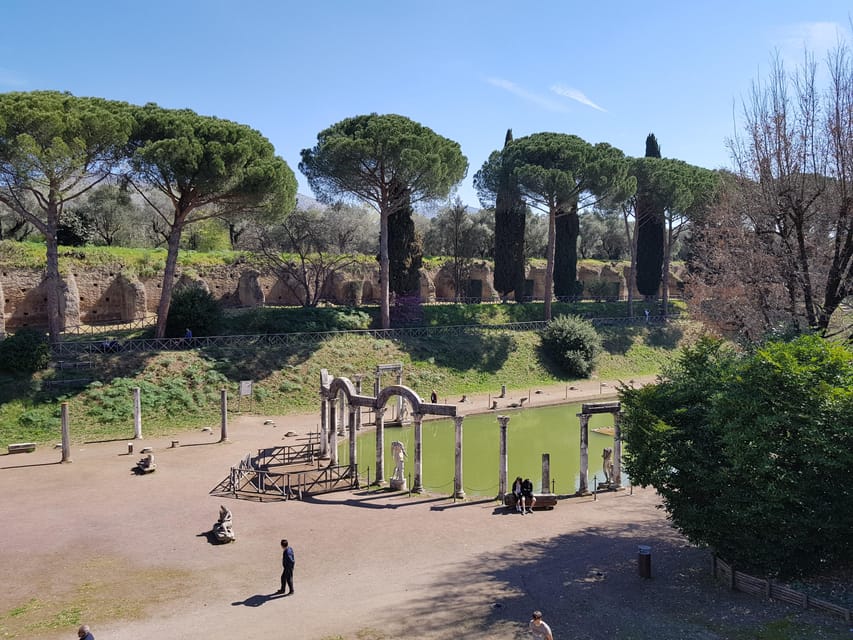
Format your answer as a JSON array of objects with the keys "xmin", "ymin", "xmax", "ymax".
[
  {"xmin": 602, "ymin": 447, "xmax": 614, "ymax": 484},
  {"xmin": 391, "ymin": 441, "xmax": 407, "ymax": 482}
]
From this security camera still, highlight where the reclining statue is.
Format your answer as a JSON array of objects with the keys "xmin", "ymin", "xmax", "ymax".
[
  {"xmin": 136, "ymin": 453, "xmax": 156, "ymax": 473},
  {"xmin": 213, "ymin": 505, "xmax": 235, "ymax": 543}
]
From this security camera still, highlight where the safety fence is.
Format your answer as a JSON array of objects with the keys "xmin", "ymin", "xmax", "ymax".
[
  {"xmin": 210, "ymin": 453, "xmax": 358, "ymax": 501},
  {"xmin": 712, "ymin": 555, "xmax": 851, "ymax": 622}
]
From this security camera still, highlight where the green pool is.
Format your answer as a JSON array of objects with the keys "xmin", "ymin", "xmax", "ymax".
[{"xmin": 337, "ymin": 400, "xmax": 623, "ymax": 497}]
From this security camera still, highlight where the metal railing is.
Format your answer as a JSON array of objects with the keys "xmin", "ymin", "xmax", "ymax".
[{"xmin": 51, "ymin": 314, "xmax": 682, "ymax": 358}]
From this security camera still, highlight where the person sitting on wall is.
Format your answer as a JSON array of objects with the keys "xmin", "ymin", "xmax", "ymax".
[
  {"xmin": 512, "ymin": 475, "xmax": 524, "ymax": 513},
  {"xmin": 521, "ymin": 478, "xmax": 536, "ymax": 514}
]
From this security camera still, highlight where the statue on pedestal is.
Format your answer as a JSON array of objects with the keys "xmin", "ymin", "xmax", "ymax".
[
  {"xmin": 390, "ymin": 441, "xmax": 407, "ymax": 490},
  {"xmin": 602, "ymin": 447, "xmax": 614, "ymax": 485}
]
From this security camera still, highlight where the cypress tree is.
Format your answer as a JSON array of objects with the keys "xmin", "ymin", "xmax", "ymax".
[
  {"xmin": 493, "ymin": 129, "xmax": 528, "ymax": 301},
  {"xmin": 554, "ymin": 194, "xmax": 580, "ymax": 299},
  {"xmin": 387, "ymin": 178, "xmax": 423, "ymax": 297},
  {"xmin": 636, "ymin": 133, "xmax": 665, "ymax": 298}
]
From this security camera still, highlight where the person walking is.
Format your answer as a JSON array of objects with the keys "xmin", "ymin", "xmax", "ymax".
[
  {"xmin": 77, "ymin": 624, "xmax": 94, "ymax": 640},
  {"xmin": 278, "ymin": 538, "xmax": 295, "ymax": 595},
  {"xmin": 528, "ymin": 611, "xmax": 553, "ymax": 640}
]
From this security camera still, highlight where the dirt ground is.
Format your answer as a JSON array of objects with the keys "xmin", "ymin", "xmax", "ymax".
[{"xmin": 1, "ymin": 378, "xmax": 850, "ymax": 640}]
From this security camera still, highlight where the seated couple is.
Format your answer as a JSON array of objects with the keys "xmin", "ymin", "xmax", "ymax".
[{"xmin": 512, "ymin": 476, "xmax": 536, "ymax": 514}]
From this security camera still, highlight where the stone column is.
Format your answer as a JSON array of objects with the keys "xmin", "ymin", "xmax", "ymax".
[
  {"xmin": 60, "ymin": 402, "xmax": 71, "ymax": 463},
  {"xmin": 497, "ymin": 415, "xmax": 510, "ymax": 500},
  {"xmin": 329, "ymin": 398, "xmax": 338, "ymax": 466},
  {"xmin": 336, "ymin": 393, "xmax": 345, "ymax": 436},
  {"xmin": 541, "ymin": 453, "xmax": 551, "ymax": 494},
  {"xmin": 348, "ymin": 406, "xmax": 358, "ymax": 486},
  {"xmin": 133, "ymin": 387, "xmax": 142, "ymax": 440},
  {"xmin": 413, "ymin": 413, "xmax": 424, "ymax": 493},
  {"xmin": 353, "ymin": 375, "xmax": 363, "ymax": 431},
  {"xmin": 375, "ymin": 406, "xmax": 387, "ymax": 485},
  {"xmin": 613, "ymin": 411, "xmax": 623, "ymax": 488},
  {"xmin": 219, "ymin": 388, "xmax": 229, "ymax": 443},
  {"xmin": 453, "ymin": 416, "xmax": 465, "ymax": 499},
  {"xmin": 578, "ymin": 413, "xmax": 590, "ymax": 495},
  {"xmin": 319, "ymin": 396, "xmax": 329, "ymax": 459}
]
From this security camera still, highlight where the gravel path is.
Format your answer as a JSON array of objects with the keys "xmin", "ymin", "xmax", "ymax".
[{"xmin": 1, "ymin": 378, "xmax": 849, "ymax": 639}]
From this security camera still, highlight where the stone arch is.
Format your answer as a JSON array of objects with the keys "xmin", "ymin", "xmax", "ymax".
[{"xmin": 375, "ymin": 384, "xmax": 424, "ymax": 416}]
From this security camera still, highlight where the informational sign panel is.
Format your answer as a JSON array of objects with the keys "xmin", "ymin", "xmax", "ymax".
[{"xmin": 239, "ymin": 380, "xmax": 253, "ymax": 397}]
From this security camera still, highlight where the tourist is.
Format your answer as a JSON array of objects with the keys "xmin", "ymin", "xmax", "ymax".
[
  {"xmin": 512, "ymin": 476, "xmax": 524, "ymax": 513},
  {"xmin": 521, "ymin": 478, "xmax": 536, "ymax": 513},
  {"xmin": 77, "ymin": 624, "xmax": 94, "ymax": 640},
  {"xmin": 278, "ymin": 538, "xmax": 295, "ymax": 595},
  {"xmin": 528, "ymin": 610, "xmax": 553, "ymax": 640},
  {"xmin": 430, "ymin": 389, "xmax": 438, "ymax": 403}
]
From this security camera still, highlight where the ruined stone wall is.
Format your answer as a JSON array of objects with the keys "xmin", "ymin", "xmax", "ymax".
[{"xmin": 0, "ymin": 259, "xmax": 684, "ymax": 330}]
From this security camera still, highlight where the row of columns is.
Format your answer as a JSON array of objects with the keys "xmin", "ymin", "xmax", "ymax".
[
  {"xmin": 318, "ymin": 395, "xmax": 622, "ymax": 498},
  {"xmin": 319, "ymin": 392, "xmax": 466, "ymax": 498}
]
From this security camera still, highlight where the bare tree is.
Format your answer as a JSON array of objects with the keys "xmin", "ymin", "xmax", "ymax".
[
  {"xmin": 255, "ymin": 208, "xmax": 360, "ymax": 307},
  {"xmin": 692, "ymin": 45, "xmax": 853, "ymax": 337}
]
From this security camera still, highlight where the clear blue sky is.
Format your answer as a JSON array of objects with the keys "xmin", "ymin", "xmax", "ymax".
[{"xmin": 2, "ymin": 1, "xmax": 851, "ymax": 208}]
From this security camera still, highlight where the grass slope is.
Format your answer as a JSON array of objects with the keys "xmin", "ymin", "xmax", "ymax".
[{"xmin": 0, "ymin": 322, "xmax": 696, "ymax": 447}]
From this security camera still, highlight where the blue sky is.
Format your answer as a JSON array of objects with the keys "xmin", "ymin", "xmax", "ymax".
[{"xmin": 2, "ymin": 1, "xmax": 851, "ymax": 208}]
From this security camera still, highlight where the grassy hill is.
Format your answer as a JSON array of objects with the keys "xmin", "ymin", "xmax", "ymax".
[{"xmin": 0, "ymin": 318, "xmax": 697, "ymax": 447}]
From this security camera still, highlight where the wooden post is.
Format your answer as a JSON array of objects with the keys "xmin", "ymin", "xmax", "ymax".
[
  {"xmin": 497, "ymin": 415, "xmax": 510, "ymax": 500},
  {"xmin": 453, "ymin": 416, "xmax": 465, "ymax": 499},
  {"xmin": 133, "ymin": 387, "xmax": 142, "ymax": 440},
  {"xmin": 60, "ymin": 402, "xmax": 71, "ymax": 463},
  {"xmin": 219, "ymin": 388, "xmax": 229, "ymax": 443}
]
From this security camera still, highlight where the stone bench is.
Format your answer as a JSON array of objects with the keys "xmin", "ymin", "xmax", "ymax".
[
  {"xmin": 8, "ymin": 442, "xmax": 36, "ymax": 454},
  {"xmin": 504, "ymin": 493, "xmax": 558, "ymax": 510}
]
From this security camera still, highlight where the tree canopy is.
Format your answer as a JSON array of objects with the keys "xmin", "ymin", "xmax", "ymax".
[
  {"xmin": 128, "ymin": 103, "xmax": 297, "ymax": 337},
  {"xmin": 476, "ymin": 132, "xmax": 633, "ymax": 320},
  {"xmin": 299, "ymin": 113, "xmax": 467, "ymax": 328},
  {"xmin": 620, "ymin": 335, "xmax": 853, "ymax": 578},
  {"xmin": 0, "ymin": 91, "xmax": 134, "ymax": 341}
]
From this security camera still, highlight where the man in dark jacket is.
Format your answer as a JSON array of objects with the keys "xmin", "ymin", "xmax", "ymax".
[{"xmin": 278, "ymin": 538, "xmax": 295, "ymax": 595}]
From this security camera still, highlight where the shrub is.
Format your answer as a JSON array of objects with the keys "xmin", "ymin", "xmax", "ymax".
[
  {"xmin": 0, "ymin": 328, "xmax": 51, "ymax": 373},
  {"xmin": 540, "ymin": 314, "xmax": 602, "ymax": 377},
  {"xmin": 165, "ymin": 286, "xmax": 224, "ymax": 338}
]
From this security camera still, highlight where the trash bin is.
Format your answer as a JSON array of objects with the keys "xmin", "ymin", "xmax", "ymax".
[{"xmin": 638, "ymin": 545, "xmax": 652, "ymax": 578}]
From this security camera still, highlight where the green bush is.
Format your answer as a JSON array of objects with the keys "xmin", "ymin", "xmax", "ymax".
[
  {"xmin": 0, "ymin": 328, "xmax": 51, "ymax": 373},
  {"xmin": 540, "ymin": 314, "xmax": 602, "ymax": 377},
  {"xmin": 165, "ymin": 286, "xmax": 224, "ymax": 338}
]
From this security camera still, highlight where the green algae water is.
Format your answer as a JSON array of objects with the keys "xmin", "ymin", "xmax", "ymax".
[{"xmin": 338, "ymin": 401, "xmax": 623, "ymax": 497}]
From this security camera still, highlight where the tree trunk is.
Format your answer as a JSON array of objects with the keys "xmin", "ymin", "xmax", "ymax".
[
  {"xmin": 625, "ymin": 208, "xmax": 637, "ymax": 318},
  {"xmin": 44, "ymin": 200, "xmax": 62, "ymax": 345},
  {"xmin": 155, "ymin": 224, "xmax": 184, "ymax": 338},
  {"xmin": 544, "ymin": 205, "xmax": 556, "ymax": 322},
  {"xmin": 379, "ymin": 209, "xmax": 390, "ymax": 329}
]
